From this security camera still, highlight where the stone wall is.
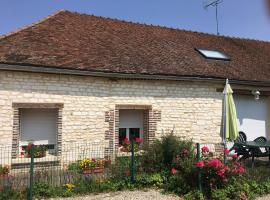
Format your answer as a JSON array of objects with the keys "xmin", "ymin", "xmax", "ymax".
[{"xmin": 0, "ymin": 70, "xmax": 223, "ymax": 161}]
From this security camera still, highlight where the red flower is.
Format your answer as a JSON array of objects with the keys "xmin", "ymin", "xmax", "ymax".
[
  {"xmin": 201, "ymin": 146, "xmax": 209, "ymax": 153},
  {"xmin": 124, "ymin": 137, "xmax": 129, "ymax": 145},
  {"xmin": 224, "ymin": 148, "xmax": 230, "ymax": 155},
  {"xmin": 26, "ymin": 143, "xmax": 33, "ymax": 151},
  {"xmin": 196, "ymin": 160, "xmax": 204, "ymax": 168},
  {"xmin": 171, "ymin": 168, "xmax": 177, "ymax": 175},
  {"xmin": 238, "ymin": 166, "xmax": 245, "ymax": 174},
  {"xmin": 217, "ymin": 168, "xmax": 226, "ymax": 178},
  {"xmin": 232, "ymin": 154, "xmax": 238, "ymax": 159},
  {"xmin": 135, "ymin": 137, "xmax": 143, "ymax": 144},
  {"xmin": 206, "ymin": 158, "xmax": 223, "ymax": 168}
]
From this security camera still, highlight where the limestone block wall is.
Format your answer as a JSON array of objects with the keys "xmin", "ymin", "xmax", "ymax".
[{"xmin": 0, "ymin": 69, "xmax": 223, "ymax": 163}]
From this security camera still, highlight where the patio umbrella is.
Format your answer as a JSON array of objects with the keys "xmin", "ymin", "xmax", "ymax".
[{"xmin": 222, "ymin": 79, "xmax": 239, "ymax": 160}]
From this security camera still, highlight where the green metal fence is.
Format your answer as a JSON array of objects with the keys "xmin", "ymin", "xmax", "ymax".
[{"xmin": 0, "ymin": 141, "xmax": 138, "ymax": 199}]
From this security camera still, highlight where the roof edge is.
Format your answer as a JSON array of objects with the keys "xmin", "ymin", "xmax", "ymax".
[
  {"xmin": 0, "ymin": 63, "xmax": 269, "ymax": 87},
  {"xmin": 0, "ymin": 10, "xmax": 66, "ymax": 40}
]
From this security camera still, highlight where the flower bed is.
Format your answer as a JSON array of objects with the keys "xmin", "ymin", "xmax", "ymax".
[
  {"xmin": 21, "ymin": 143, "xmax": 47, "ymax": 158},
  {"xmin": 68, "ymin": 158, "xmax": 111, "ymax": 174},
  {"xmin": 118, "ymin": 137, "xmax": 142, "ymax": 152}
]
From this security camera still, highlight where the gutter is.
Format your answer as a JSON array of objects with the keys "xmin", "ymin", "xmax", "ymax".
[{"xmin": 0, "ymin": 63, "xmax": 269, "ymax": 87}]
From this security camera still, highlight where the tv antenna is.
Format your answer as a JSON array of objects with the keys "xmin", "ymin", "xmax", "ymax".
[{"xmin": 203, "ymin": 0, "xmax": 223, "ymax": 35}]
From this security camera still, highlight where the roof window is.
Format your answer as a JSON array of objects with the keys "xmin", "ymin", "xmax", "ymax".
[{"xmin": 195, "ymin": 48, "xmax": 230, "ymax": 60}]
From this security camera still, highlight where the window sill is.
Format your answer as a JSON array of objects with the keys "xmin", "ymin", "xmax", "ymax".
[
  {"xmin": 11, "ymin": 154, "xmax": 59, "ymax": 169},
  {"xmin": 117, "ymin": 150, "xmax": 144, "ymax": 157}
]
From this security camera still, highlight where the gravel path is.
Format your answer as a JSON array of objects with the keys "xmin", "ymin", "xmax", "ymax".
[
  {"xmin": 51, "ymin": 189, "xmax": 181, "ymax": 200},
  {"xmin": 256, "ymin": 194, "xmax": 270, "ymax": 200},
  {"xmin": 49, "ymin": 190, "xmax": 270, "ymax": 200}
]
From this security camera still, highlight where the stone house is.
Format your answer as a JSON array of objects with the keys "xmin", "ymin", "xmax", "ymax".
[{"xmin": 0, "ymin": 10, "xmax": 269, "ymax": 164}]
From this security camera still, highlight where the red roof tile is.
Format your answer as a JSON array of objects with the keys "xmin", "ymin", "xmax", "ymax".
[{"xmin": 0, "ymin": 10, "xmax": 269, "ymax": 83}]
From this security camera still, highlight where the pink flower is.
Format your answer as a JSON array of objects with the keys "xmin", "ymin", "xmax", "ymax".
[
  {"xmin": 217, "ymin": 168, "xmax": 226, "ymax": 178},
  {"xmin": 140, "ymin": 130, "xmax": 144, "ymax": 135},
  {"xmin": 124, "ymin": 137, "xmax": 129, "ymax": 145},
  {"xmin": 224, "ymin": 148, "xmax": 230, "ymax": 155},
  {"xmin": 171, "ymin": 168, "xmax": 177, "ymax": 175},
  {"xmin": 135, "ymin": 137, "xmax": 143, "ymax": 144},
  {"xmin": 196, "ymin": 160, "xmax": 204, "ymax": 168},
  {"xmin": 206, "ymin": 158, "xmax": 223, "ymax": 168},
  {"xmin": 217, "ymin": 166, "xmax": 229, "ymax": 178},
  {"xmin": 201, "ymin": 146, "xmax": 209, "ymax": 153},
  {"xmin": 238, "ymin": 166, "xmax": 245, "ymax": 174},
  {"xmin": 232, "ymin": 154, "xmax": 238, "ymax": 159}
]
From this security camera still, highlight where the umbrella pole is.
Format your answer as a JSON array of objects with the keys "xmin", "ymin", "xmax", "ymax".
[{"xmin": 223, "ymin": 79, "xmax": 229, "ymax": 164}]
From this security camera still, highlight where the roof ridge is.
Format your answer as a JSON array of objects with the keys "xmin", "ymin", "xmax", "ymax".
[
  {"xmin": 64, "ymin": 10, "xmax": 270, "ymax": 44},
  {"xmin": 1, "ymin": 9, "xmax": 270, "ymax": 44},
  {"xmin": 0, "ymin": 9, "xmax": 66, "ymax": 41}
]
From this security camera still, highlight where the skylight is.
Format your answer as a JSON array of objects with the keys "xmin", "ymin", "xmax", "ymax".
[{"xmin": 195, "ymin": 48, "xmax": 230, "ymax": 60}]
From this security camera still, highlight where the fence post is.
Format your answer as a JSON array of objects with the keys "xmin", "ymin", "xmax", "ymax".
[
  {"xmin": 130, "ymin": 137, "xmax": 135, "ymax": 184},
  {"xmin": 196, "ymin": 143, "xmax": 202, "ymax": 192},
  {"xmin": 28, "ymin": 144, "xmax": 34, "ymax": 200}
]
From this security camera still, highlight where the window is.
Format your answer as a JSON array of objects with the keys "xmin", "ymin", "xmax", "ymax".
[
  {"xmin": 195, "ymin": 48, "xmax": 230, "ymax": 60},
  {"xmin": 119, "ymin": 109, "xmax": 143, "ymax": 145},
  {"xmin": 119, "ymin": 128, "xmax": 142, "ymax": 145},
  {"xmin": 19, "ymin": 108, "xmax": 58, "ymax": 154}
]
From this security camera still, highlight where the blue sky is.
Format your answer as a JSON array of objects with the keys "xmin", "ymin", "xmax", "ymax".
[{"xmin": 1, "ymin": 0, "xmax": 270, "ymax": 41}]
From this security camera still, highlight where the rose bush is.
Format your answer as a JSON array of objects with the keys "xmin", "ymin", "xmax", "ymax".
[{"xmin": 197, "ymin": 146, "xmax": 246, "ymax": 197}]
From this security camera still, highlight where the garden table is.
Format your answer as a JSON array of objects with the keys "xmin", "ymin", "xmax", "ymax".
[{"xmin": 235, "ymin": 141, "xmax": 270, "ymax": 168}]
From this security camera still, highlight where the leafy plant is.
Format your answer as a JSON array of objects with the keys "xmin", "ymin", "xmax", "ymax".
[
  {"xmin": 23, "ymin": 143, "xmax": 47, "ymax": 158},
  {"xmin": 0, "ymin": 165, "xmax": 9, "ymax": 175},
  {"xmin": 184, "ymin": 190, "xmax": 205, "ymax": 200},
  {"xmin": 32, "ymin": 182, "xmax": 55, "ymax": 198},
  {"xmin": 67, "ymin": 160, "xmax": 81, "ymax": 171},
  {"xmin": 141, "ymin": 132, "xmax": 195, "ymax": 173}
]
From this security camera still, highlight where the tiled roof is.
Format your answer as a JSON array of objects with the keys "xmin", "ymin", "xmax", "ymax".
[{"xmin": 0, "ymin": 10, "xmax": 270, "ymax": 83}]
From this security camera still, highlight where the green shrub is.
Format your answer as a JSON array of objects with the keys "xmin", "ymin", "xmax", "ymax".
[
  {"xmin": 0, "ymin": 188, "xmax": 26, "ymax": 200},
  {"xmin": 32, "ymin": 181, "xmax": 56, "ymax": 198},
  {"xmin": 67, "ymin": 160, "xmax": 81, "ymax": 171},
  {"xmin": 184, "ymin": 190, "xmax": 205, "ymax": 200},
  {"xmin": 110, "ymin": 156, "xmax": 131, "ymax": 180},
  {"xmin": 135, "ymin": 173, "xmax": 163, "ymax": 188},
  {"xmin": 141, "ymin": 133, "xmax": 197, "ymax": 195},
  {"xmin": 164, "ymin": 174, "xmax": 191, "ymax": 194},
  {"xmin": 141, "ymin": 132, "xmax": 195, "ymax": 173},
  {"xmin": 211, "ymin": 189, "xmax": 229, "ymax": 200}
]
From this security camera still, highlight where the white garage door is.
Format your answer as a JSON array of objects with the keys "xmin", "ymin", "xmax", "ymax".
[
  {"xmin": 234, "ymin": 95, "xmax": 269, "ymax": 141},
  {"xmin": 20, "ymin": 108, "xmax": 58, "ymax": 145}
]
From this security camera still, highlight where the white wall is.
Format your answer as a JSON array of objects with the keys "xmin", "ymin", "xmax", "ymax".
[{"xmin": 234, "ymin": 95, "xmax": 269, "ymax": 141}]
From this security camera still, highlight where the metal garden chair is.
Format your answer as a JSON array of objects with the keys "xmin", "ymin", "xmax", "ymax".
[
  {"xmin": 230, "ymin": 131, "xmax": 250, "ymax": 160},
  {"xmin": 250, "ymin": 136, "xmax": 269, "ymax": 167}
]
